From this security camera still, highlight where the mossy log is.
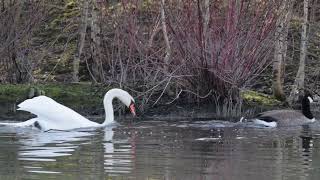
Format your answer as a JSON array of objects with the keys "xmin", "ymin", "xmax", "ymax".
[{"xmin": 240, "ymin": 90, "xmax": 283, "ymax": 106}]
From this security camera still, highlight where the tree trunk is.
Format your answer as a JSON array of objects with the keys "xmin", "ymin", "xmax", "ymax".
[
  {"xmin": 202, "ymin": 0, "xmax": 210, "ymax": 42},
  {"xmin": 160, "ymin": 0, "xmax": 174, "ymax": 96},
  {"xmin": 288, "ymin": 0, "xmax": 309, "ymax": 104},
  {"xmin": 1, "ymin": 0, "xmax": 4, "ymax": 12},
  {"xmin": 11, "ymin": 2, "xmax": 24, "ymax": 83},
  {"xmin": 90, "ymin": 0, "xmax": 105, "ymax": 83},
  {"xmin": 73, "ymin": 0, "xmax": 88, "ymax": 82},
  {"xmin": 202, "ymin": 0, "xmax": 210, "ymax": 67},
  {"xmin": 160, "ymin": 0, "xmax": 171, "ymax": 70},
  {"xmin": 272, "ymin": 1, "xmax": 292, "ymax": 101}
]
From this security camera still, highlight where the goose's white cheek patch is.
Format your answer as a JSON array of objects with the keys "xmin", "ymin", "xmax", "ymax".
[{"xmin": 308, "ymin": 97, "xmax": 314, "ymax": 103}]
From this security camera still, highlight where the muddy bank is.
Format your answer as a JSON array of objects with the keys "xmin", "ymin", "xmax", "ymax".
[{"xmin": 1, "ymin": 84, "xmax": 319, "ymax": 122}]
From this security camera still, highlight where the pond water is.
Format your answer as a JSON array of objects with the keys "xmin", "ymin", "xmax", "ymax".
[{"xmin": 1, "ymin": 119, "xmax": 320, "ymax": 180}]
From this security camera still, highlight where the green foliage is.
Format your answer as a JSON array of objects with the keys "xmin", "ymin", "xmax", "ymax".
[
  {"xmin": 64, "ymin": 0, "xmax": 80, "ymax": 19},
  {"xmin": 33, "ymin": 0, "xmax": 80, "ymax": 78},
  {"xmin": 0, "ymin": 84, "xmax": 30, "ymax": 102}
]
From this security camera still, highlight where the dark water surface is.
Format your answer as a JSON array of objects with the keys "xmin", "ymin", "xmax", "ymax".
[{"xmin": 1, "ymin": 119, "xmax": 320, "ymax": 180}]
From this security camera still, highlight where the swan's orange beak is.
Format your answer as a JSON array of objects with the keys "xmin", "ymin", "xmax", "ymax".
[{"xmin": 129, "ymin": 103, "xmax": 136, "ymax": 116}]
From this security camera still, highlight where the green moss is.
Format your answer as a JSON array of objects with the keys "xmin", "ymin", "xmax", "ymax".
[
  {"xmin": 0, "ymin": 83, "xmax": 111, "ymax": 110},
  {"xmin": 66, "ymin": 0, "xmax": 76, "ymax": 8},
  {"xmin": 0, "ymin": 84, "xmax": 29, "ymax": 102},
  {"xmin": 240, "ymin": 90, "xmax": 282, "ymax": 106}
]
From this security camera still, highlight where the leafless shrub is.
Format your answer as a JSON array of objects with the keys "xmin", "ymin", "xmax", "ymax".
[
  {"xmin": 0, "ymin": 0, "xmax": 291, "ymax": 116},
  {"xmin": 166, "ymin": 0, "xmax": 282, "ymax": 98},
  {"xmin": 81, "ymin": 0, "xmax": 285, "ymax": 111},
  {"xmin": 0, "ymin": 0, "xmax": 47, "ymax": 83}
]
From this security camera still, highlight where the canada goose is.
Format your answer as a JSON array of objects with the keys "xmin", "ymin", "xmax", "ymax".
[{"xmin": 252, "ymin": 93, "xmax": 316, "ymax": 127}]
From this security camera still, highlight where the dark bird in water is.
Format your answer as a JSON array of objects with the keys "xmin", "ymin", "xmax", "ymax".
[{"xmin": 252, "ymin": 93, "xmax": 315, "ymax": 127}]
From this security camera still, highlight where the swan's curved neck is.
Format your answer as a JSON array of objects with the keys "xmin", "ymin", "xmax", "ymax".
[{"xmin": 102, "ymin": 93, "xmax": 115, "ymax": 126}]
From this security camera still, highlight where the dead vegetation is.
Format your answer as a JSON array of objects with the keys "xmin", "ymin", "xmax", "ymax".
[{"xmin": 1, "ymin": 0, "xmax": 320, "ymax": 116}]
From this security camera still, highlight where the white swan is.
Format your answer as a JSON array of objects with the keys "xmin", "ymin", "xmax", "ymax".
[{"xmin": 0, "ymin": 88, "xmax": 136, "ymax": 131}]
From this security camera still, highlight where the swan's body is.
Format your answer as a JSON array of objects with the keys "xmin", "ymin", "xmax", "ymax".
[
  {"xmin": 253, "ymin": 93, "xmax": 315, "ymax": 127},
  {"xmin": 0, "ymin": 88, "xmax": 135, "ymax": 131}
]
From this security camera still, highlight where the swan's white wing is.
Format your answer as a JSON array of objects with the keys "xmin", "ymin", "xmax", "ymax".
[{"xmin": 17, "ymin": 96, "xmax": 99, "ymax": 130}]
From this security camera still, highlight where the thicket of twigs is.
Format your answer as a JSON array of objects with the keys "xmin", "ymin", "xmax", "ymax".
[{"xmin": 97, "ymin": 0, "xmax": 281, "ymax": 111}]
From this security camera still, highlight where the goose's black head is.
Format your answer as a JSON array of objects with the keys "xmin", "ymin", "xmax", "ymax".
[{"xmin": 301, "ymin": 92, "xmax": 314, "ymax": 119}]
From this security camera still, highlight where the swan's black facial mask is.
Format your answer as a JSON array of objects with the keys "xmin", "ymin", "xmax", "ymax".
[{"xmin": 129, "ymin": 101, "xmax": 136, "ymax": 116}]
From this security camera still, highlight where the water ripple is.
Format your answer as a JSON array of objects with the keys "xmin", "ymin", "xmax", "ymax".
[{"xmin": 0, "ymin": 120, "xmax": 320, "ymax": 179}]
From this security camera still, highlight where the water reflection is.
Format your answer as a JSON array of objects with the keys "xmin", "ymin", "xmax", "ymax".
[
  {"xmin": 0, "ymin": 124, "xmax": 136, "ymax": 177},
  {"xmin": 18, "ymin": 130, "xmax": 95, "ymax": 162},
  {"xmin": 104, "ymin": 127, "xmax": 135, "ymax": 174},
  {"xmin": 15, "ymin": 128, "xmax": 96, "ymax": 175},
  {"xmin": 0, "ymin": 120, "xmax": 320, "ymax": 179}
]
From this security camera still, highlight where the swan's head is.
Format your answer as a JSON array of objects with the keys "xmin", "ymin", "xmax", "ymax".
[{"xmin": 105, "ymin": 88, "xmax": 136, "ymax": 116}]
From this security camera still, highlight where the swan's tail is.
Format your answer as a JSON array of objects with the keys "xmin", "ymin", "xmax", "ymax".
[
  {"xmin": 0, "ymin": 122, "xmax": 20, "ymax": 127},
  {"xmin": 0, "ymin": 122, "xmax": 13, "ymax": 126},
  {"xmin": 0, "ymin": 119, "xmax": 37, "ymax": 127}
]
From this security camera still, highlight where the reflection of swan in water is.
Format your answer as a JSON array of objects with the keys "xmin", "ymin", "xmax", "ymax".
[
  {"xmin": 1, "ymin": 124, "xmax": 135, "ymax": 175},
  {"xmin": 18, "ymin": 129, "xmax": 96, "ymax": 162},
  {"xmin": 104, "ymin": 128, "xmax": 134, "ymax": 174},
  {"xmin": 0, "ymin": 127, "xmax": 97, "ymax": 174},
  {"xmin": 104, "ymin": 128, "xmax": 114, "ymax": 154}
]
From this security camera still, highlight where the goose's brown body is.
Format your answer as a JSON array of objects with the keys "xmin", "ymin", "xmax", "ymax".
[
  {"xmin": 254, "ymin": 93, "xmax": 315, "ymax": 127},
  {"xmin": 256, "ymin": 110, "xmax": 315, "ymax": 127}
]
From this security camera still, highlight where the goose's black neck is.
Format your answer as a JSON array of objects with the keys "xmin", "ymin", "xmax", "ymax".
[{"xmin": 302, "ymin": 96, "xmax": 313, "ymax": 119}]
